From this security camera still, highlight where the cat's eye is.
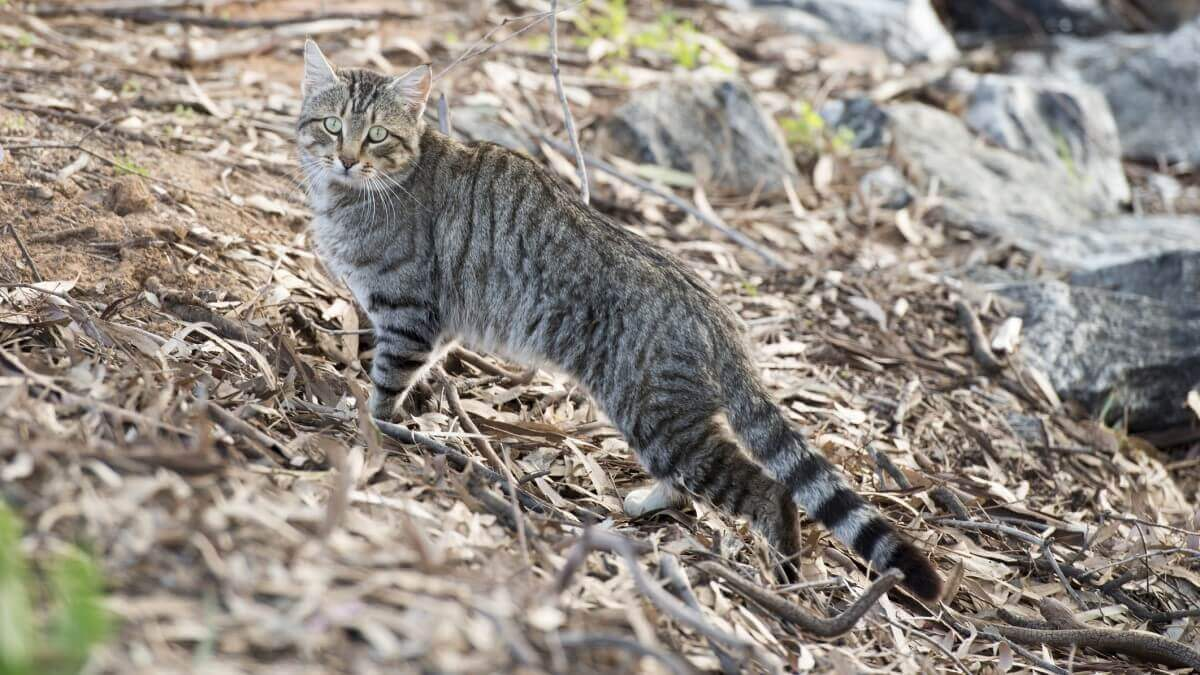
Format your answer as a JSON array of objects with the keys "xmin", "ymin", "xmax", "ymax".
[
  {"xmin": 323, "ymin": 117, "xmax": 342, "ymax": 134},
  {"xmin": 367, "ymin": 126, "xmax": 388, "ymax": 143}
]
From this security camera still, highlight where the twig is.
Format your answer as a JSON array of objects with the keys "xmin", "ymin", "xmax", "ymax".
[
  {"xmin": 0, "ymin": 345, "xmax": 190, "ymax": 435},
  {"xmin": 435, "ymin": 3, "xmax": 583, "ymax": 82},
  {"xmin": 5, "ymin": 225, "xmax": 43, "ymax": 283},
  {"xmin": 205, "ymin": 402, "xmax": 284, "ymax": 466},
  {"xmin": 658, "ymin": 555, "xmax": 743, "ymax": 674},
  {"xmin": 1041, "ymin": 539, "xmax": 1087, "ymax": 610},
  {"xmin": 558, "ymin": 633, "xmax": 698, "ymax": 675},
  {"xmin": 868, "ymin": 444, "xmax": 911, "ymax": 490},
  {"xmin": 555, "ymin": 529, "xmax": 771, "ymax": 667},
  {"xmin": 27, "ymin": 226, "xmax": 98, "ymax": 245},
  {"xmin": 930, "ymin": 486, "xmax": 971, "ymax": 520},
  {"xmin": 936, "ymin": 518, "xmax": 1044, "ymax": 546},
  {"xmin": 373, "ymin": 418, "xmax": 604, "ymax": 526},
  {"xmin": 954, "ymin": 299, "xmax": 1003, "ymax": 374},
  {"xmin": 547, "ymin": 0, "xmax": 589, "ymax": 205},
  {"xmin": 31, "ymin": 5, "xmax": 419, "ymax": 27},
  {"xmin": 697, "ymin": 561, "xmax": 903, "ymax": 638},
  {"xmin": 982, "ymin": 619, "xmax": 1200, "ymax": 670},
  {"xmin": 437, "ymin": 92, "xmax": 452, "ymax": 136},
  {"xmin": 453, "ymin": 347, "xmax": 535, "ymax": 385},
  {"xmin": 535, "ymin": 133, "xmax": 786, "ymax": 269}
]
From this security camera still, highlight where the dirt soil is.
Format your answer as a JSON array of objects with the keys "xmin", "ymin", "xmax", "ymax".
[{"xmin": 1, "ymin": 2, "xmax": 1198, "ymax": 674}]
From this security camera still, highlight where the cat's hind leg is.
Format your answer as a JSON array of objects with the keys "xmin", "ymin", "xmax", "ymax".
[{"xmin": 632, "ymin": 409, "xmax": 801, "ymax": 577}]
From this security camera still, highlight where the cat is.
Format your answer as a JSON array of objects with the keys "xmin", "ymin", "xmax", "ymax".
[{"xmin": 297, "ymin": 39, "xmax": 942, "ymax": 601}]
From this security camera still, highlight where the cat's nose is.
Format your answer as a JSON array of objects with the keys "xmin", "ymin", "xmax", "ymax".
[{"xmin": 338, "ymin": 156, "xmax": 358, "ymax": 171}]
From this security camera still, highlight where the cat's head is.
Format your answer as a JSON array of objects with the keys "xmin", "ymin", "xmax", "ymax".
[{"xmin": 297, "ymin": 40, "xmax": 431, "ymax": 190}]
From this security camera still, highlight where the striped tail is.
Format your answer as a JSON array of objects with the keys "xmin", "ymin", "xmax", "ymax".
[{"xmin": 727, "ymin": 383, "xmax": 943, "ymax": 601}]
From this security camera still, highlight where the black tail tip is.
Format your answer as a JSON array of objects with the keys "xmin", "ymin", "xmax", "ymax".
[{"xmin": 889, "ymin": 541, "xmax": 943, "ymax": 602}]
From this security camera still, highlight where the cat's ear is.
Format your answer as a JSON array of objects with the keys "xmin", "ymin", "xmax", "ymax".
[
  {"xmin": 303, "ymin": 39, "xmax": 338, "ymax": 95},
  {"xmin": 388, "ymin": 64, "xmax": 432, "ymax": 117}
]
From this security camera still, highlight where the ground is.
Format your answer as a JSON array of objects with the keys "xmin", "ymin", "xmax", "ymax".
[{"xmin": 1, "ymin": 2, "xmax": 1198, "ymax": 674}]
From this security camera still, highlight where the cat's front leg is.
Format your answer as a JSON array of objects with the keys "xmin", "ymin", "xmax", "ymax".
[{"xmin": 366, "ymin": 292, "xmax": 441, "ymax": 420}]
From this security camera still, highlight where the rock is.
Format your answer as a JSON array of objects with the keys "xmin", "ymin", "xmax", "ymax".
[
  {"xmin": 936, "ymin": 0, "xmax": 1200, "ymax": 38},
  {"xmin": 1068, "ymin": 250, "xmax": 1200, "ymax": 306},
  {"xmin": 998, "ymin": 280, "xmax": 1200, "ymax": 430},
  {"xmin": 956, "ymin": 71, "xmax": 1129, "ymax": 208},
  {"xmin": 859, "ymin": 165, "xmax": 912, "ymax": 209},
  {"xmin": 106, "ymin": 175, "xmax": 154, "ymax": 216},
  {"xmin": 857, "ymin": 100, "xmax": 1197, "ymax": 269},
  {"xmin": 1011, "ymin": 17, "xmax": 1200, "ymax": 164},
  {"xmin": 596, "ymin": 78, "xmax": 798, "ymax": 198},
  {"xmin": 751, "ymin": 0, "xmax": 958, "ymax": 64},
  {"xmin": 819, "ymin": 98, "xmax": 890, "ymax": 149},
  {"xmin": 885, "ymin": 102, "xmax": 1105, "ymax": 264}
]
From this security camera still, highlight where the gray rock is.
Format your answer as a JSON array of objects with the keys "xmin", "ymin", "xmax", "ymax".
[
  {"xmin": 998, "ymin": 280, "xmax": 1200, "ymax": 430},
  {"xmin": 1011, "ymin": 17, "xmax": 1200, "ymax": 164},
  {"xmin": 958, "ymin": 71, "xmax": 1129, "ymax": 208},
  {"xmin": 859, "ymin": 165, "xmax": 912, "ymax": 209},
  {"xmin": 1054, "ymin": 216, "xmax": 1200, "ymax": 270},
  {"xmin": 1068, "ymin": 250, "xmax": 1200, "ymax": 305},
  {"xmin": 596, "ymin": 79, "xmax": 798, "ymax": 198},
  {"xmin": 886, "ymin": 102, "xmax": 1105, "ymax": 262},
  {"xmin": 938, "ymin": 0, "xmax": 1200, "ymax": 38},
  {"xmin": 869, "ymin": 102, "xmax": 1199, "ymax": 268},
  {"xmin": 750, "ymin": 0, "xmax": 958, "ymax": 64},
  {"xmin": 820, "ymin": 98, "xmax": 890, "ymax": 149}
]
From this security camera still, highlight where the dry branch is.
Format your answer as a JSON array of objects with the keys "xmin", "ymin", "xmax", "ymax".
[
  {"xmin": 954, "ymin": 299, "xmax": 1003, "ymax": 374},
  {"xmin": 536, "ymin": 133, "xmax": 787, "ymax": 268},
  {"xmin": 548, "ymin": 0, "xmax": 589, "ymax": 205},
  {"xmin": 373, "ymin": 418, "xmax": 604, "ymax": 526},
  {"xmin": 697, "ymin": 561, "xmax": 903, "ymax": 638}
]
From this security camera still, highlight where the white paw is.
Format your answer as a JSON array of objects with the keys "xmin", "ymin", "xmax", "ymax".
[{"xmin": 623, "ymin": 483, "xmax": 684, "ymax": 518}]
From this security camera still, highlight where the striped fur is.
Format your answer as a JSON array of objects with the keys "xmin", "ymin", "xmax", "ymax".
[{"xmin": 297, "ymin": 41, "xmax": 942, "ymax": 601}]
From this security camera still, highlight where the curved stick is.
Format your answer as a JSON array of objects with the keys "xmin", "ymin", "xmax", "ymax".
[{"xmin": 697, "ymin": 561, "xmax": 903, "ymax": 638}]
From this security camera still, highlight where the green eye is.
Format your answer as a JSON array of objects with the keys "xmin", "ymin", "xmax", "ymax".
[
  {"xmin": 367, "ymin": 126, "xmax": 388, "ymax": 143},
  {"xmin": 323, "ymin": 117, "xmax": 342, "ymax": 134}
]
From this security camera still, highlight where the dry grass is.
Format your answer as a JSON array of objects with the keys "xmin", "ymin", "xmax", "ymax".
[{"xmin": 1, "ymin": 1, "xmax": 1197, "ymax": 673}]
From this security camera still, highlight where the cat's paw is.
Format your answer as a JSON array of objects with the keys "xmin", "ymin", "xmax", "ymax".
[
  {"xmin": 368, "ymin": 387, "xmax": 400, "ymax": 421},
  {"xmin": 623, "ymin": 482, "xmax": 685, "ymax": 518}
]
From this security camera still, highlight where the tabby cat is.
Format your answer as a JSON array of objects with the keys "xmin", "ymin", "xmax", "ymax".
[{"xmin": 297, "ymin": 40, "xmax": 941, "ymax": 601}]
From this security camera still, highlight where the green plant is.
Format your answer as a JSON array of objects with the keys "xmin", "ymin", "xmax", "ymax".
[
  {"xmin": 780, "ymin": 102, "xmax": 857, "ymax": 157},
  {"xmin": 0, "ymin": 502, "xmax": 113, "ymax": 675},
  {"xmin": 113, "ymin": 154, "xmax": 149, "ymax": 177},
  {"xmin": 573, "ymin": 2, "xmax": 732, "ymax": 71}
]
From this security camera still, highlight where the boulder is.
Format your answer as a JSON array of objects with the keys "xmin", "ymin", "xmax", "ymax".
[
  {"xmin": 1011, "ymin": 17, "xmax": 1200, "ymax": 164},
  {"xmin": 859, "ymin": 165, "xmax": 912, "ymax": 209},
  {"xmin": 998, "ymin": 279, "xmax": 1200, "ymax": 430},
  {"xmin": 750, "ymin": 0, "xmax": 958, "ymax": 64},
  {"xmin": 935, "ymin": 0, "xmax": 1200, "ymax": 38},
  {"xmin": 957, "ymin": 71, "xmax": 1129, "ymax": 208},
  {"xmin": 885, "ymin": 102, "xmax": 1106, "ymax": 265},
  {"xmin": 819, "ymin": 98, "xmax": 890, "ymax": 149},
  {"xmin": 1068, "ymin": 250, "xmax": 1200, "ymax": 306},
  {"xmin": 596, "ymin": 79, "xmax": 798, "ymax": 198}
]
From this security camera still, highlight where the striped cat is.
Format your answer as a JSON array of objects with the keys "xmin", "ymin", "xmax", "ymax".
[{"xmin": 297, "ymin": 40, "xmax": 942, "ymax": 601}]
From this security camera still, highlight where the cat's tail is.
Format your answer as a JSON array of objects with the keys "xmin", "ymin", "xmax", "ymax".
[{"xmin": 726, "ymin": 379, "xmax": 943, "ymax": 602}]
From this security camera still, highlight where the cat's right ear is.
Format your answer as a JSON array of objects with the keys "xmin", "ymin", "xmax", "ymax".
[{"xmin": 303, "ymin": 39, "xmax": 338, "ymax": 96}]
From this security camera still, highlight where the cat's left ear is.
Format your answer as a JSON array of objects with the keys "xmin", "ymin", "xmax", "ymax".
[{"xmin": 388, "ymin": 64, "xmax": 432, "ymax": 117}]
